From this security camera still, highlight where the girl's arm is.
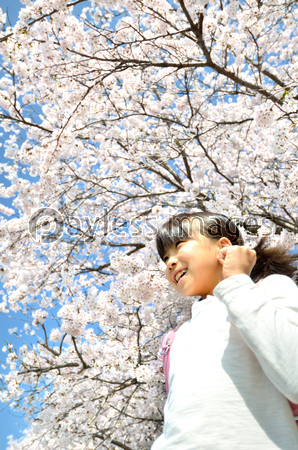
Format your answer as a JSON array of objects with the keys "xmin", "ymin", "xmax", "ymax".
[{"xmin": 214, "ymin": 273, "xmax": 298, "ymax": 403}]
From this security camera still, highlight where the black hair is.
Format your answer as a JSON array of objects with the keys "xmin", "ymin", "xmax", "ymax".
[{"xmin": 156, "ymin": 212, "xmax": 296, "ymax": 282}]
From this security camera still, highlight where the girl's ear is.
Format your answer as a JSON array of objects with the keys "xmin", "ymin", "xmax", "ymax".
[{"xmin": 217, "ymin": 237, "xmax": 232, "ymax": 249}]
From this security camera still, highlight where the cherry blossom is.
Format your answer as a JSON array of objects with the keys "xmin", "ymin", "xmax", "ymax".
[{"xmin": 0, "ymin": 0, "xmax": 297, "ymax": 448}]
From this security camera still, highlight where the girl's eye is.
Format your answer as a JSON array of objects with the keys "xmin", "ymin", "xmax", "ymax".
[{"xmin": 163, "ymin": 241, "xmax": 184, "ymax": 263}]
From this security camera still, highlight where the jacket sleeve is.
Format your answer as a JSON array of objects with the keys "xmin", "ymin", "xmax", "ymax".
[{"xmin": 213, "ymin": 274, "xmax": 298, "ymax": 403}]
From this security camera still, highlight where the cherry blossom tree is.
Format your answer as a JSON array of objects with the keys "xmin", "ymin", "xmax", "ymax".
[{"xmin": 0, "ymin": 0, "xmax": 297, "ymax": 448}]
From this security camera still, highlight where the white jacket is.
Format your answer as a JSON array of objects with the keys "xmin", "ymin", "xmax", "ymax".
[{"xmin": 152, "ymin": 274, "xmax": 298, "ymax": 449}]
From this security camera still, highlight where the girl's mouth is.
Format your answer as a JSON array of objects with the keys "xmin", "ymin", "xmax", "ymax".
[{"xmin": 176, "ymin": 269, "xmax": 187, "ymax": 284}]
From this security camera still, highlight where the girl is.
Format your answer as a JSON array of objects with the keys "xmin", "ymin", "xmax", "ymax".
[{"xmin": 152, "ymin": 212, "xmax": 298, "ymax": 450}]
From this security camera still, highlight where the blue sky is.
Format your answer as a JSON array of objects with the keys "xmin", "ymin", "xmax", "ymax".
[
  {"xmin": 0, "ymin": 2, "xmax": 96, "ymax": 447},
  {"xmin": 0, "ymin": 1, "xmax": 34, "ymax": 448}
]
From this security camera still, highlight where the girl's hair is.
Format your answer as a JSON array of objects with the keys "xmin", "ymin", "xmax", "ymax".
[{"xmin": 156, "ymin": 211, "xmax": 297, "ymax": 282}]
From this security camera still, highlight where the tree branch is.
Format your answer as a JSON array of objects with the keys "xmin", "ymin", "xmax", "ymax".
[
  {"xmin": 0, "ymin": 113, "xmax": 52, "ymax": 133},
  {"xmin": 92, "ymin": 434, "xmax": 134, "ymax": 450},
  {"xmin": 19, "ymin": 362, "xmax": 80, "ymax": 374},
  {"xmin": 71, "ymin": 337, "xmax": 90, "ymax": 370},
  {"xmin": 195, "ymin": 134, "xmax": 234, "ymax": 185}
]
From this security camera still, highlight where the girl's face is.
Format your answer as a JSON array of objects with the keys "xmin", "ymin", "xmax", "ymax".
[{"xmin": 163, "ymin": 235, "xmax": 230, "ymax": 298}]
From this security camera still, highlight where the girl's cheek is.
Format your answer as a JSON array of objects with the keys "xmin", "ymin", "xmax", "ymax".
[{"xmin": 166, "ymin": 271, "xmax": 174, "ymax": 285}]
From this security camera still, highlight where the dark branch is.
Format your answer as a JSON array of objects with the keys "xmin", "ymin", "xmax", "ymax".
[
  {"xmin": 92, "ymin": 434, "xmax": 134, "ymax": 450},
  {"xmin": 19, "ymin": 363, "xmax": 80, "ymax": 374}
]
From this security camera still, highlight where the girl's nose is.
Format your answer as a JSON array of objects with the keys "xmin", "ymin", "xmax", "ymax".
[{"xmin": 167, "ymin": 256, "xmax": 177, "ymax": 270}]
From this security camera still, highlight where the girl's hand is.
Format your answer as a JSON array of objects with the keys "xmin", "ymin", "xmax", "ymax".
[{"xmin": 217, "ymin": 245, "xmax": 257, "ymax": 280}]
